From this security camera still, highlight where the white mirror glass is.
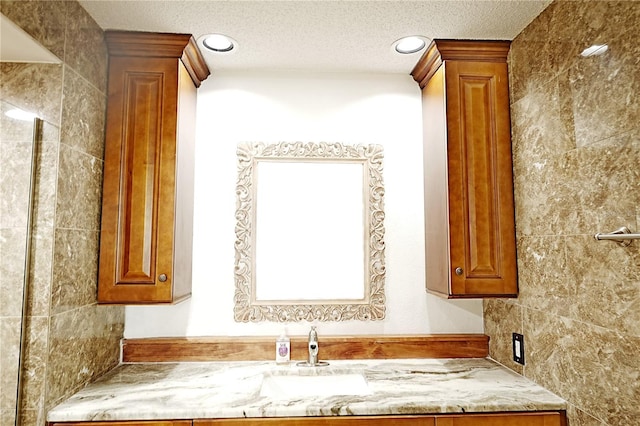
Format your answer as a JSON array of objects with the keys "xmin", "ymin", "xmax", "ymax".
[{"xmin": 255, "ymin": 160, "xmax": 365, "ymax": 301}]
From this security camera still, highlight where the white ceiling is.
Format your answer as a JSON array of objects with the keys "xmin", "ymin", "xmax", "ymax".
[{"xmin": 79, "ymin": 0, "xmax": 552, "ymax": 74}]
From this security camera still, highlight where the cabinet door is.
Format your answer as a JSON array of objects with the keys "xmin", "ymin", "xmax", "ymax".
[
  {"xmin": 444, "ymin": 60, "xmax": 517, "ymax": 297},
  {"xmin": 98, "ymin": 56, "xmax": 180, "ymax": 303},
  {"xmin": 435, "ymin": 412, "xmax": 563, "ymax": 426},
  {"xmin": 195, "ymin": 416, "xmax": 435, "ymax": 425},
  {"xmin": 49, "ymin": 422, "xmax": 191, "ymax": 426}
]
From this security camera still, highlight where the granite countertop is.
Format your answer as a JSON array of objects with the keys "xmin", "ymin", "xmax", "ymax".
[{"xmin": 47, "ymin": 358, "xmax": 566, "ymax": 422}]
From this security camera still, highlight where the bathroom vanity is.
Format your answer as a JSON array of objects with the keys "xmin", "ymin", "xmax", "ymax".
[
  {"xmin": 51, "ymin": 414, "xmax": 565, "ymax": 425},
  {"xmin": 46, "ymin": 358, "xmax": 566, "ymax": 425}
]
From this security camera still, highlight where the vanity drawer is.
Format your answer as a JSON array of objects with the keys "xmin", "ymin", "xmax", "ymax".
[{"xmin": 196, "ymin": 417, "xmax": 434, "ymax": 425}]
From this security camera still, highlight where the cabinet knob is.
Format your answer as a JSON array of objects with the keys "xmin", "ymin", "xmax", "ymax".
[
  {"xmin": 158, "ymin": 274, "xmax": 168, "ymax": 282},
  {"xmin": 455, "ymin": 267, "xmax": 463, "ymax": 276}
]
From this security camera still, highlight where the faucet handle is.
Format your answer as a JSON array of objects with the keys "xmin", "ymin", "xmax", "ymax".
[
  {"xmin": 308, "ymin": 326, "xmax": 319, "ymax": 360},
  {"xmin": 309, "ymin": 326, "xmax": 318, "ymax": 340}
]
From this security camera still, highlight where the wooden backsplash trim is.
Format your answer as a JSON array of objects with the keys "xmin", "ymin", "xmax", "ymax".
[{"xmin": 122, "ymin": 334, "xmax": 489, "ymax": 362}]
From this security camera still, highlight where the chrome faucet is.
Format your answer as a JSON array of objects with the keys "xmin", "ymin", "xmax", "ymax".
[
  {"xmin": 297, "ymin": 326, "xmax": 329, "ymax": 367},
  {"xmin": 308, "ymin": 326, "xmax": 319, "ymax": 365}
]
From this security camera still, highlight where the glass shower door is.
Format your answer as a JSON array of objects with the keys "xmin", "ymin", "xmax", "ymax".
[{"xmin": 0, "ymin": 100, "xmax": 40, "ymax": 426}]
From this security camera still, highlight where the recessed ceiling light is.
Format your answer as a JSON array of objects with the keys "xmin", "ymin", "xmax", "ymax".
[
  {"xmin": 202, "ymin": 34, "xmax": 236, "ymax": 53},
  {"xmin": 580, "ymin": 44, "xmax": 608, "ymax": 57},
  {"xmin": 5, "ymin": 108, "xmax": 37, "ymax": 121},
  {"xmin": 393, "ymin": 36, "xmax": 428, "ymax": 54}
]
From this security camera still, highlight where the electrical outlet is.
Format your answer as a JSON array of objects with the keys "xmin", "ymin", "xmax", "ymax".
[{"xmin": 512, "ymin": 333, "xmax": 525, "ymax": 365}]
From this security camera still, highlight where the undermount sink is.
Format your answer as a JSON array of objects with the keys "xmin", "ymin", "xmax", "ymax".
[{"xmin": 259, "ymin": 373, "xmax": 371, "ymax": 399}]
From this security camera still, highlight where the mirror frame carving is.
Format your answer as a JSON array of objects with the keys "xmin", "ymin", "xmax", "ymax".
[{"xmin": 234, "ymin": 142, "xmax": 386, "ymax": 322}]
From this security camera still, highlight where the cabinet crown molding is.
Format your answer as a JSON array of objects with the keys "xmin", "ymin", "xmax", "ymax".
[
  {"xmin": 411, "ymin": 39, "xmax": 511, "ymax": 88},
  {"xmin": 105, "ymin": 30, "xmax": 210, "ymax": 87}
]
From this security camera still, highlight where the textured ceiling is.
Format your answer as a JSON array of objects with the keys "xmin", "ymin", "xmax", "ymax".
[{"xmin": 79, "ymin": 0, "xmax": 552, "ymax": 74}]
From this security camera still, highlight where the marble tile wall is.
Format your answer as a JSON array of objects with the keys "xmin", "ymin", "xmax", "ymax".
[
  {"xmin": 0, "ymin": 2, "xmax": 124, "ymax": 426},
  {"xmin": 484, "ymin": 1, "xmax": 640, "ymax": 426}
]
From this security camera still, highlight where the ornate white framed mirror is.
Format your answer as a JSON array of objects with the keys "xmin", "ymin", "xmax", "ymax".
[{"xmin": 234, "ymin": 142, "xmax": 386, "ymax": 322}]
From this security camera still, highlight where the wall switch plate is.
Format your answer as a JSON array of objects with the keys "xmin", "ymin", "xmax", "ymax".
[{"xmin": 512, "ymin": 333, "xmax": 525, "ymax": 365}]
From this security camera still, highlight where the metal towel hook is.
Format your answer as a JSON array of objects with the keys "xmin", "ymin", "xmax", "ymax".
[{"xmin": 594, "ymin": 226, "xmax": 640, "ymax": 247}]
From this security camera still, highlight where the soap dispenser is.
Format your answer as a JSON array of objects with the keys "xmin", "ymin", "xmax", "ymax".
[{"xmin": 275, "ymin": 329, "xmax": 290, "ymax": 364}]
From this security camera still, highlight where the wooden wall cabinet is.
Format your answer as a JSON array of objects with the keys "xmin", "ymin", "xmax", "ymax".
[
  {"xmin": 98, "ymin": 31, "xmax": 210, "ymax": 304},
  {"xmin": 411, "ymin": 40, "xmax": 518, "ymax": 298}
]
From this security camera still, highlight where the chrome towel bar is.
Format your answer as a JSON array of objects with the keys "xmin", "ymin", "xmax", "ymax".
[{"xmin": 594, "ymin": 226, "xmax": 640, "ymax": 247}]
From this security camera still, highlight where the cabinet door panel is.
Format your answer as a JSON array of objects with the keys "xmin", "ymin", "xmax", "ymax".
[
  {"xmin": 50, "ymin": 422, "xmax": 191, "ymax": 426},
  {"xmin": 459, "ymin": 76, "xmax": 499, "ymax": 278},
  {"xmin": 196, "ymin": 416, "xmax": 435, "ymax": 425},
  {"xmin": 435, "ymin": 412, "xmax": 563, "ymax": 426},
  {"xmin": 119, "ymin": 71, "xmax": 163, "ymax": 285},
  {"xmin": 445, "ymin": 60, "xmax": 517, "ymax": 297}
]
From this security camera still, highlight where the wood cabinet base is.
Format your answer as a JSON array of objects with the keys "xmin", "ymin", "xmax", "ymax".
[
  {"xmin": 50, "ymin": 422, "xmax": 190, "ymax": 426},
  {"xmin": 50, "ymin": 412, "xmax": 566, "ymax": 426}
]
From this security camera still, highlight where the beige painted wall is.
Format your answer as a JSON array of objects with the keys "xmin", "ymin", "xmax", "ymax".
[
  {"xmin": 484, "ymin": 1, "xmax": 640, "ymax": 425},
  {"xmin": 0, "ymin": 2, "xmax": 124, "ymax": 425}
]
